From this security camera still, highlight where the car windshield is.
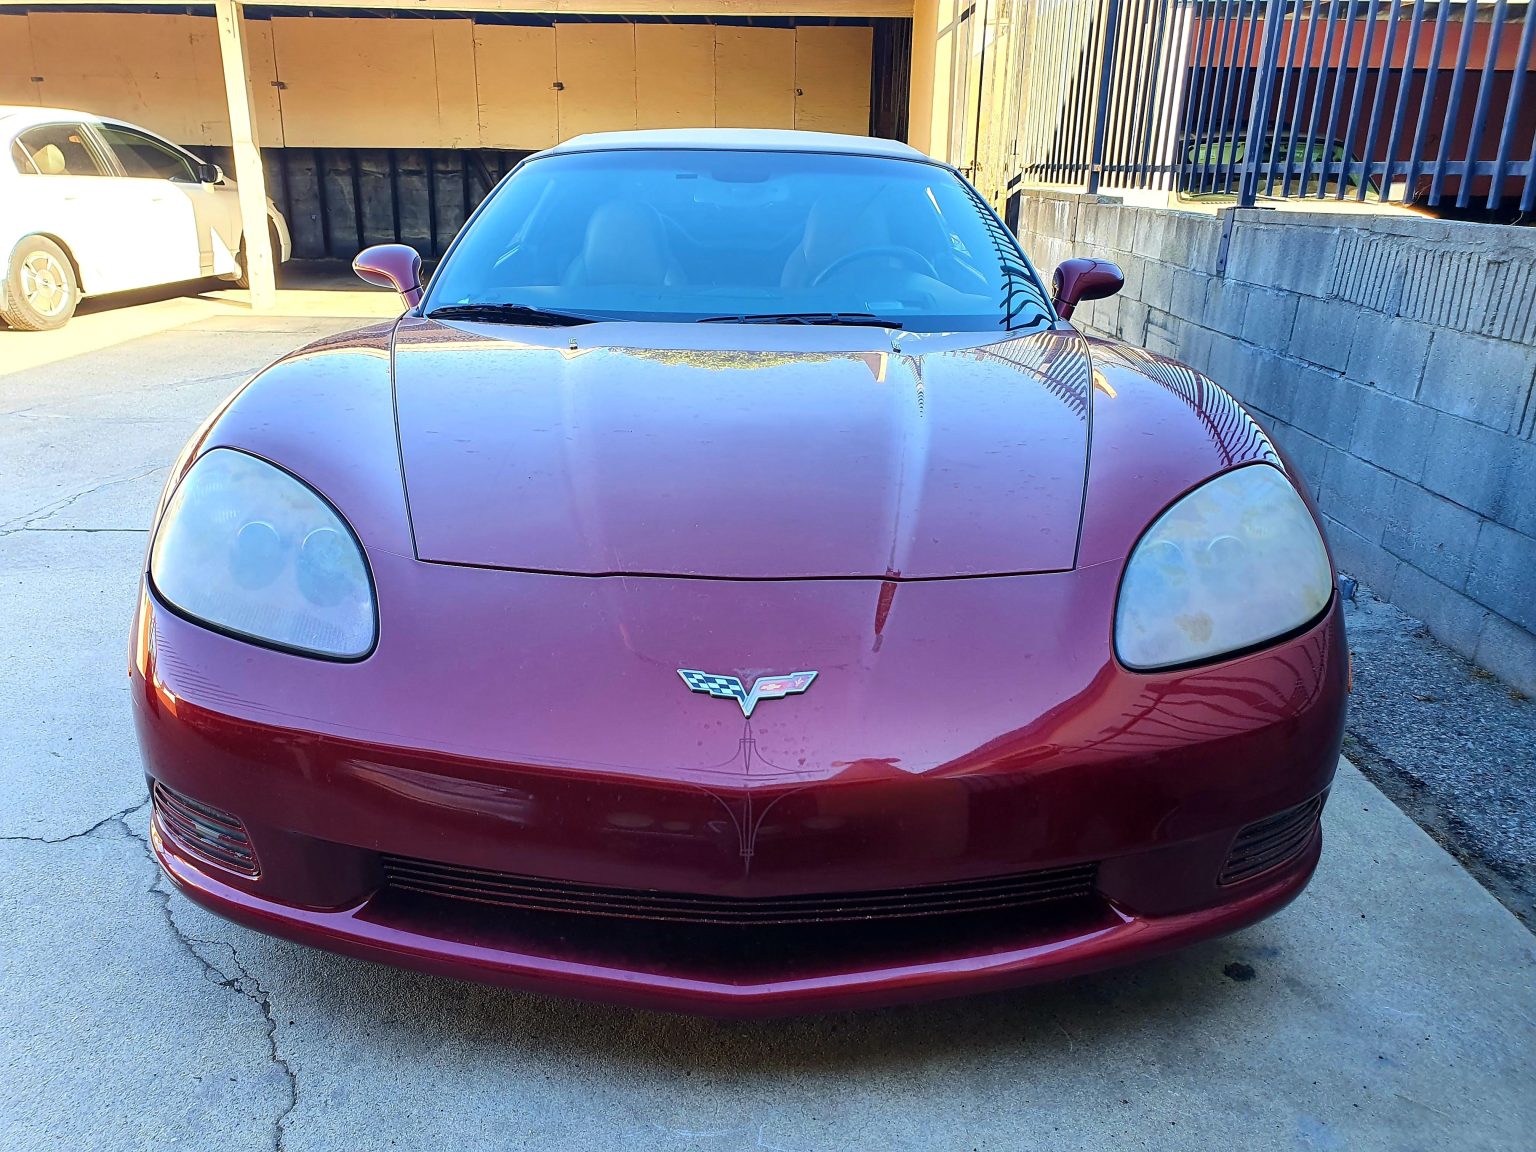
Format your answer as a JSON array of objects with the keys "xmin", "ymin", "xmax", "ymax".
[{"xmin": 425, "ymin": 148, "xmax": 1054, "ymax": 332}]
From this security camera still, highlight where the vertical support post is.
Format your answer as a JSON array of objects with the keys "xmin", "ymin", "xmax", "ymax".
[
  {"xmin": 1238, "ymin": 0, "xmax": 1286, "ymax": 208},
  {"xmin": 1086, "ymin": 0, "xmax": 1123, "ymax": 194},
  {"xmin": 214, "ymin": 0, "xmax": 276, "ymax": 310},
  {"xmin": 905, "ymin": 0, "xmax": 946, "ymax": 159}
]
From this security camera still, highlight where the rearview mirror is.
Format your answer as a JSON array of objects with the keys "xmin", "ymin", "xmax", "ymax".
[
  {"xmin": 196, "ymin": 160, "xmax": 224, "ymax": 184},
  {"xmin": 1052, "ymin": 257, "xmax": 1124, "ymax": 321},
  {"xmin": 353, "ymin": 244, "xmax": 423, "ymax": 308}
]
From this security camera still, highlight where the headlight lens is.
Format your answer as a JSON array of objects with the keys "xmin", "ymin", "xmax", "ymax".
[
  {"xmin": 1115, "ymin": 465, "xmax": 1332, "ymax": 671},
  {"xmin": 150, "ymin": 448, "xmax": 376, "ymax": 659}
]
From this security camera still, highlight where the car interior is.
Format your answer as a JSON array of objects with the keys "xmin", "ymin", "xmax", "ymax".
[
  {"xmin": 11, "ymin": 126, "xmax": 101, "ymax": 177},
  {"xmin": 443, "ymin": 151, "xmax": 1022, "ymax": 324}
]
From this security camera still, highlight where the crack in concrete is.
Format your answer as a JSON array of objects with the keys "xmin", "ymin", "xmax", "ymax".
[
  {"xmin": 173, "ymin": 929, "xmax": 302, "ymax": 1152},
  {"xmin": 15, "ymin": 800, "xmax": 304, "ymax": 1150},
  {"xmin": 0, "ymin": 466, "xmax": 163, "ymax": 535},
  {"xmin": 116, "ymin": 808, "xmax": 302, "ymax": 1152},
  {"xmin": 14, "ymin": 527, "xmax": 150, "ymax": 534},
  {"xmin": 164, "ymin": 367, "xmax": 252, "ymax": 393},
  {"xmin": 0, "ymin": 798, "xmax": 150, "ymax": 844}
]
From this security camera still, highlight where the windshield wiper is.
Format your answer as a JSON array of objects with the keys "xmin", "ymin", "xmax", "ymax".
[
  {"xmin": 697, "ymin": 311, "xmax": 902, "ymax": 328},
  {"xmin": 427, "ymin": 303, "xmax": 604, "ymax": 327}
]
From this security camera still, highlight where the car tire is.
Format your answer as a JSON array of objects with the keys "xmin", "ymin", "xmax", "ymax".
[
  {"xmin": 0, "ymin": 236, "xmax": 80, "ymax": 331},
  {"xmin": 231, "ymin": 224, "xmax": 282, "ymax": 290}
]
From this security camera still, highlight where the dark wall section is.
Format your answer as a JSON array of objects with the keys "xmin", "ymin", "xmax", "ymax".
[
  {"xmin": 870, "ymin": 18, "xmax": 912, "ymax": 143},
  {"xmin": 200, "ymin": 147, "xmax": 529, "ymax": 259}
]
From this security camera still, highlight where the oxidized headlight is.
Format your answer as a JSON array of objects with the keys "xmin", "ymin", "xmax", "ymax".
[
  {"xmin": 150, "ymin": 448, "xmax": 376, "ymax": 659},
  {"xmin": 1115, "ymin": 464, "xmax": 1332, "ymax": 671}
]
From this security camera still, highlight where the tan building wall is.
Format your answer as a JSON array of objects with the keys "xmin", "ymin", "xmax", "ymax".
[
  {"xmin": 0, "ymin": 11, "xmax": 874, "ymax": 150},
  {"xmin": 905, "ymin": 0, "xmax": 945, "ymax": 160},
  {"xmin": 905, "ymin": 0, "xmax": 1035, "ymax": 201},
  {"xmin": 1, "ymin": 11, "xmax": 285, "ymax": 144}
]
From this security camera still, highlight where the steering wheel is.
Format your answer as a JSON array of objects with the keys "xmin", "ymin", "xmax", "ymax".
[{"xmin": 810, "ymin": 245, "xmax": 937, "ymax": 289}]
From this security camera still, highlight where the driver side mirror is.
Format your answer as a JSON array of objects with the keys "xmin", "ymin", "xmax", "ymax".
[
  {"xmin": 354, "ymin": 244, "xmax": 423, "ymax": 308},
  {"xmin": 1052, "ymin": 257, "xmax": 1124, "ymax": 321},
  {"xmin": 196, "ymin": 160, "xmax": 224, "ymax": 184}
]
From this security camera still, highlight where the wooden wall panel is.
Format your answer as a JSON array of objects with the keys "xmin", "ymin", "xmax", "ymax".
[
  {"xmin": 555, "ymin": 23, "xmax": 637, "ymax": 139},
  {"xmin": 188, "ymin": 18, "xmax": 283, "ymax": 147},
  {"xmin": 794, "ymin": 26, "xmax": 872, "ymax": 134},
  {"xmin": 635, "ymin": 24, "xmax": 715, "ymax": 130},
  {"xmin": 1, "ymin": 13, "xmax": 878, "ymax": 156},
  {"xmin": 272, "ymin": 17, "xmax": 479, "ymax": 148},
  {"xmin": 242, "ymin": 21, "xmax": 285, "ymax": 147},
  {"xmin": 0, "ymin": 17, "xmax": 40, "ymax": 106},
  {"xmin": 433, "ymin": 20, "xmax": 480, "ymax": 144},
  {"xmin": 26, "ymin": 13, "xmax": 221, "ymax": 144},
  {"xmin": 475, "ymin": 24, "xmax": 558, "ymax": 149},
  {"xmin": 0, "ymin": 14, "xmax": 279, "ymax": 146},
  {"xmin": 715, "ymin": 26, "xmax": 794, "ymax": 129}
]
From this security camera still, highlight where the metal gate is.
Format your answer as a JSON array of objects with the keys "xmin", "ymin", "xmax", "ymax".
[{"xmin": 1000, "ymin": 0, "xmax": 1535, "ymax": 216}]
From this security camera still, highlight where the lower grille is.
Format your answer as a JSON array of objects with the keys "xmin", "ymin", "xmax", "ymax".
[
  {"xmin": 152, "ymin": 781, "xmax": 259, "ymax": 877},
  {"xmin": 380, "ymin": 855, "xmax": 1099, "ymax": 927},
  {"xmin": 1220, "ymin": 794, "xmax": 1324, "ymax": 885}
]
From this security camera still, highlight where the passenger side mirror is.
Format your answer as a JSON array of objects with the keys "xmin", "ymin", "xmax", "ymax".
[
  {"xmin": 354, "ymin": 244, "xmax": 423, "ymax": 308},
  {"xmin": 1052, "ymin": 257, "xmax": 1124, "ymax": 321}
]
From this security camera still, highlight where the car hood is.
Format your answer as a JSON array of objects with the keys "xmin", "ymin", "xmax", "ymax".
[{"xmin": 391, "ymin": 318, "xmax": 1093, "ymax": 579}]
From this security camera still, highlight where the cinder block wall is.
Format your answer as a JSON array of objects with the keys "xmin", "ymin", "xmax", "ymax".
[{"xmin": 1013, "ymin": 192, "xmax": 1536, "ymax": 693}]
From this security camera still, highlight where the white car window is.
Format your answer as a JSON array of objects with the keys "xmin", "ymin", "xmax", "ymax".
[
  {"xmin": 95, "ymin": 125, "xmax": 198, "ymax": 183},
  {"xmin": 11, "ymin": 124, "xmax": 108, "ymax": 177}
]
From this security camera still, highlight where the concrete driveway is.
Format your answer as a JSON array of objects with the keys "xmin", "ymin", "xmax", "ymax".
[{"xmin": 3, "ymin": 300, "xmax": 1533, "ymax": 1152}]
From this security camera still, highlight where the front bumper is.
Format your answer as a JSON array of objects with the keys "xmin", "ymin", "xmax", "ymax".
[
  {"xmin": 132, "ymin": 556, "xmax": 1346, "ymax": 1016},
  {"xmin": 151, "ymin": 811, "xmax": 1319, "ymax": 1015}
]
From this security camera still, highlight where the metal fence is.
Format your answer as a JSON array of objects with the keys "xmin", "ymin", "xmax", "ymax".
[{"xmin": 1007, "ymin": 0, "xmax": 1536, "ymax": 215}]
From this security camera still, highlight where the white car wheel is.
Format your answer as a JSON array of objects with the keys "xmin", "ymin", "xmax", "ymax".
[{"xmin": 1, "ymin": 236, "xmax": 80, "ymax": 331}]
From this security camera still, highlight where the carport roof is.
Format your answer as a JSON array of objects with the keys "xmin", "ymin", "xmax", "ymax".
[{"xmin": 545, "ymin": 128, "xmax": 930, "ymax": 161}]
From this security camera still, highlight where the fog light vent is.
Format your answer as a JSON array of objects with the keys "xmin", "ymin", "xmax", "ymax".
[
  {"xmin": 152, "ymin": 781, "xmax": 259, "ymax": 877},
  {"xmin": 1220, "ymin": 794, "xmax": 1324, "ymax": 885}
]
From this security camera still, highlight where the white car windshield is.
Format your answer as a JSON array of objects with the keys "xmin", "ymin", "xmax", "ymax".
[{"xmin": 425, "ymin": 148, "xmax": 1054, "ymax": 332}]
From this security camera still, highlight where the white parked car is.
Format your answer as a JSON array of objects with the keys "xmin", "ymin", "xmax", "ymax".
[{"xmin": 0, "ymin": 106, "xmax": 292, "ymax": 330}]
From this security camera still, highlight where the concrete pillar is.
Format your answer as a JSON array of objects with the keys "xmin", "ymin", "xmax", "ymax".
[
  {"xmin": 906, "ymin": 0, "xmax": 960, "ymax": 164},
  {"xmin": 907, "ymin": 0, "xmax": 938, "ymax": 156},
  {"xmin": 213, "ymin": 0, "xmax": 276, "ymax": 309}
]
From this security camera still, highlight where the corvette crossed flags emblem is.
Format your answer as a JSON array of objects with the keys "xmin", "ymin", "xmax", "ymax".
[{"xmin": 677, "ymin": 669, "xmax": 818, "ymax": 718}]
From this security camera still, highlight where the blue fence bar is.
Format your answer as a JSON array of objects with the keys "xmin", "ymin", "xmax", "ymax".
[
  {"xmin": 1337, "ymin": 0, "xmax": 1382, "ymax": 197},
  {"xmin": 1461, "ymin": 0, "xmax": 1510, "ymax": 206},
  {"xmin": 1011, "ymin": 0, "xmax": 1536, "ymax": 219},
  {"xmin": 1429, "ymin": 0, "xmax": 1480, "ymax": 203},
  {"xmin": 1355, "ymin": 0, "xmax": 1402, "ymax": 199},
  {"xmin": 1488, "ymin": 5, "xmax": 1536, "ymax": 206}
]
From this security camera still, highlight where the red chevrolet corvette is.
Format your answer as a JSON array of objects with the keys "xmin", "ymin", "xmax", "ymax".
[{"xmin": 132, "ymin": 130, "xmax": 1345, "ymax": 1016}]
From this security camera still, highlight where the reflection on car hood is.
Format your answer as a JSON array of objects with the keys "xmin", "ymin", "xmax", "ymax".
[{"xmin": 391, "ymin": 318, "xmax": 1093, "ymax": 579}]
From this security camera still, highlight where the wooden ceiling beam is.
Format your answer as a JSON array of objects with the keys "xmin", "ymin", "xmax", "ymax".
[{"xmin": 11, "ymin": 0, "xmax": 914, "ymax": 18}]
